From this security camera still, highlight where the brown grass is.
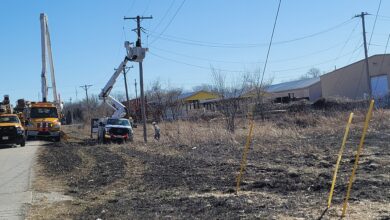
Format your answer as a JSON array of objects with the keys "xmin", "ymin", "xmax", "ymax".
[{"xmin": 30, "ymin": 108, "xmax": 390, "ymax": 219}]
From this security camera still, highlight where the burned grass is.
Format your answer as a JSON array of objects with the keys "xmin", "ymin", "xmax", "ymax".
[{"xmin": 31, "ymin": 109, "xmax": 390, "ymax": 219}]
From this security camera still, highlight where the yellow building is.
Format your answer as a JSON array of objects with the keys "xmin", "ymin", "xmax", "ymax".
[{"xmin": 179, "ymin": 91, "xmax": 219, "ymax": 110}]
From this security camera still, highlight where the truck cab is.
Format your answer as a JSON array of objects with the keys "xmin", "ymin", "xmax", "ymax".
[
  {"xmin": 0, "ymin": 114, "xmax": 26, "ymax": 147},
  {"xmin": 98, "ymin": 118, "xmax": 133, "ymax": 144},
  {"xmin": 25, "ymin": 102, "xmax": 61, "ymax": 142}
]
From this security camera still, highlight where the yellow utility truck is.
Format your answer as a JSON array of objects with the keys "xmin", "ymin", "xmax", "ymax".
[
  {"xmin": 25, "ymin": 102, "xmax": 61, "ymax": 142},
  {"xmin": 0, "ymin": 95, "xmax": 26, "ymax": 146}
]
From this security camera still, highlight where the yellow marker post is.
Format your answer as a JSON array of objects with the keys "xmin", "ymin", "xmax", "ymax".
[
  {"xmin": 236, "ymin": 113, "xmax": 255, "ymax": 194},
  {"xmin": 342, "ymin": 99, "xmax": 375, "ymax": 217},
  {"xmin": 327, "ymin": 112, "xmax": 354, "ymax": 208}
]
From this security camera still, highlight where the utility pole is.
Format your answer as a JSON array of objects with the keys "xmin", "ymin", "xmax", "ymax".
[
  {"xmin": 69, "ymin": 97, "xmax": 73, "ymax": 124},
  {"xmin": 124, "ymin": 15, "xmax": 152, "ymax": 142},
  {"xmin": 355, "ymin": 12, "xmax": 372, "ymax": 97},
  {"xmin": 134, "ymin": 79, "xmax": 138, "ymax": 99},
  {"xmin": 116, "ymin": 65, "xmax": 134, "ymax": 118},
  {"xmin": 80, "ymin": 84, "xmax": 92, "ymax": 105},
  {"xmin": 80, "ymin": 84, "xmax": 93, "ymax": 131}
]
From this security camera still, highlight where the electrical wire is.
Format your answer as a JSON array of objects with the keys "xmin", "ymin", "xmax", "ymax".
[
  {"xmin": 124, "ymin": 0, "xmax": 137, "ymax": 16},
  {"xmin": 148, "ymin": 35, "xmax": 360, "ymax": 68},
  {"xmin": 149, "ymin": 51, "xmax": 245, "ymax": 73},
  {"xmin": 368, "ymin": 0, "xmax": 382, "ymax": 52},
  {"xmin": 333, "ymin": 20, "xmax": 360, "ymax": 65},
  {"xmin": 373, "ymin": 34, "xmax": 390, "ymax": 93},
  {"xmin": 144, "ymin": 18, "xmax": 354, "ymax": 48},
  {"xmin": 260, "ymin": 0, "xmax": 281, "ymax": 87},
  {"xmin": 149, "ymin": 0, "xmax": 186, "ymax": 45},
  {"xmin": 272, "ymin": 46, "xmax": 363, "ymax": 73},
  {"xmin": 142, "ymin": 0, "xmax": 152, "ymax": 16},
  {"xmin": 149, "ymin": 0, "xmax": 176, "ymax": 34}
]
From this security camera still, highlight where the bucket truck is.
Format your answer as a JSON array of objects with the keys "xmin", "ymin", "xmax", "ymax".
[
  {"xmin": 25, "ymin": 13, "xmax": 62, "ymax": 142},
  {"xmin": 97, "ymin": 41, "xmax": 147, "ymax": 143}
]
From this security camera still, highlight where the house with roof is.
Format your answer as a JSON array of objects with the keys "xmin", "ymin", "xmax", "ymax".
[
  {"xmin": 265, "ymin": 77, "xmax": 322, "ymax": 102},
  {"xmin": 179, "ymin": 90, "xmax": 219, "ymax": 111}
]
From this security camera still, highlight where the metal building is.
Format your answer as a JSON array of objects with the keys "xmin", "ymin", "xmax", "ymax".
[
  {"xmin": 266, "ymin": 77, "xmax": 322, "ymax": 102},
  {"xmin": 321, "ymin": 54, "xmax": 390, "ymax": 99}
]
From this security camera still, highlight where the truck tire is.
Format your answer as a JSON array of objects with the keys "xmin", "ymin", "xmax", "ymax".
[
  {"xmin": 54, "ymin": 136, "xmax": 61, "ymax": 142},
  {"xmin": 20, "ymin": 140, "xmax": 26, "ymax": 147}
]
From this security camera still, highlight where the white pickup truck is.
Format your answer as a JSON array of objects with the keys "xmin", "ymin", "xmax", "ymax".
[{"xmin": 97, "ymin": 118, "xmax": 133, "ymax": 144}]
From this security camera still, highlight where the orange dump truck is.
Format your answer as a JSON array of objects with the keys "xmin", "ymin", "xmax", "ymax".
[{"xmin": 25, "ymin": 102, "xmax": 61, "ymax": 142}]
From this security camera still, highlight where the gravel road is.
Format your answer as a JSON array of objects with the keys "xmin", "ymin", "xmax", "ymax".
[{"xmin": 0, "ymin": 141, "xmax": 42, "ymax": 220}]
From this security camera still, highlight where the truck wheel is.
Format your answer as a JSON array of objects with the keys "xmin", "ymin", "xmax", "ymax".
[
  {"xmin": 20, "ymin": 140, "xmax": 26, "ymax": 147},
  {"xmin": 54, "ymin": 136, "xmax": 61, "ymax": 142}
]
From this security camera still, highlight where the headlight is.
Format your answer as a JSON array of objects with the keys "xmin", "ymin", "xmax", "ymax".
[
  {"xmin": 105, "ymin": 128, "xmax": 111, "ymax": 133},
  {"xmin": 53, "ymin": 123, "xmax": 61, "ymax": 129},
  {"xmin": 16, "ymin": 127, "xmax": 24, "ymax": 134}
]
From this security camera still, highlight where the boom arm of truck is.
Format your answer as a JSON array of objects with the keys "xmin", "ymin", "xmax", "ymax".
[
  {"xmin": 98, "ymin": 41, "xmax": 148, "ymax": 119},
  {"xmin": 98, "ymin": 58, "xmax": 129, "ymax": 119},
  {"xmin": 40, "ymin": 13, "xmax": 61, "ymax": 112}
]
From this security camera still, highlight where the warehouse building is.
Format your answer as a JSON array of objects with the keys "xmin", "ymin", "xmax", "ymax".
[{"xmin": 320, "ymin": 54, "xmax": 390, "ymax": 99}]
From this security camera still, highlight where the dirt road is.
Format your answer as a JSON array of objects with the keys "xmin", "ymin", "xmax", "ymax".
[{"xmin": 0, "ymin": 141, "xmax": 42, "ymax": 220}]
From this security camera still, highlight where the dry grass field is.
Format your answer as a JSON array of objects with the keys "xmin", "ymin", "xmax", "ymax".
[{"xmin": 28, "ymin": 107, "xmax": 390, "ymax": 219}]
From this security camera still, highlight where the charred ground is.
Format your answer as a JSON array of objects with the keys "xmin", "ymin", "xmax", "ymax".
[{"xmin": 30, "ymin": 105, "xmax": 390, "ymax": 219}]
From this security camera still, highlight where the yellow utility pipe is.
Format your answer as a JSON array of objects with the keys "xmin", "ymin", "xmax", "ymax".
[
  {"xmin": 342, "ymin": 99, "xmax": 374, "ymax": 217},
  {"xmin": 327, "ymin": 112, "xmax": 354, "ymax": 208},
  {"xmin": 236, "ymin": 114, "xmax": 255, "ymax": 194}
]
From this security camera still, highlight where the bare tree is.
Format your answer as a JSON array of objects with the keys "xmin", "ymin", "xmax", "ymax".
[
  {"xmin": 146, "ymin": 80, "xmax": 166, "ymax": 121},
  {"xmin": 111, "ymin": 91, "xmax": 127, "ymax": 102},
  {"xmin": 300, "ymin": 68, "xmax": 322, "ymax": 79},
  {"xmin": 165, "ymin": 88, "xmax": 183, "ymax": 120},
  {"xmin": 246, "ymin": 69, "xmax": 274, "ymax": 120},
  {"xmin": 146, "ymin": 80, "xmax": 183, "ymax": 121},
  {"xmin": 192, "ymin": 84, "xmax": 215, "ymax": 92},
  {"xmin": 211, "ymin": 67, "xmax": 250, "ymax": 133}
]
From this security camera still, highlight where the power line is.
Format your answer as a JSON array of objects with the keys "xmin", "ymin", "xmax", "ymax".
[
  {"xmin": 260, "ymin": 0, "xmax": 282, "ymax": 87},
  {"xmin": 150, "ymin": 38, "xmax": 356, "ymax": 65},
  {"xmin": 149, "ymin": 0, "xmax": 176, "ymax": 34},
  {"xmin": 272, "ymin": 46, "xmax": 362, "ymax": 73},
  {"xmin": 149, "ymin": 0, "xmax": 186, "ymax": 45},
  {"xmin": 368, "ymin": 0, "xmax": 382, "ymax": 52},
  {"xmin": 124, "ymin": 0, "xmax": 137, "ymax": 16},
  {"xmin": 333, "ymin": 20, "xmax": 360, "ymax": 66},
  {"xmin": 142, "ymin": 0, "xmax": 152, "ymax": 16},
  {"xmin": 149, "ymin": 51, "xmax": 245, "ymax": 73},
  {"xmin": 379, "ymin": 34, "xmax": 390, "ymax": 72},
  {"xmin": 145, "ymin": 18, "xmax": 354, "ymax": 48}
]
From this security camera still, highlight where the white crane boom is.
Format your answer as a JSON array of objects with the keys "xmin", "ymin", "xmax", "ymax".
[
  {"xmin": 40, "ymin": 13, "xmax": 59, "ymax": 107},
  {"xmin": 99, "ymin": 41, "xmax": 147, "ymax": 119}
]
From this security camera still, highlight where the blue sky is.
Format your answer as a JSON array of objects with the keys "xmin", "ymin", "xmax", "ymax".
[{"xmin": 1, "ymin": 0, "xmax": 389, "ymax": 103}]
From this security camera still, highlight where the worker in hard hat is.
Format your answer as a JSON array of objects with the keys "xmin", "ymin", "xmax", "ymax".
[{"xmin": 152, "ymin": 122, "xmax": 160, "ymax": 140}]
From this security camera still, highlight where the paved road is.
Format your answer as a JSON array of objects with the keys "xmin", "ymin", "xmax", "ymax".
[{"xmin": 0, "ymin": 141, "xmax": 42, "ymax": 220}]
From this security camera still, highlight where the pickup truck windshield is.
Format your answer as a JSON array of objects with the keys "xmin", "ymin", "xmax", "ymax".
[
  {"xmin": 107, "ymin": 119, "xmax": 130, "ymax": 126},
  {"xmin": 30, "ymin": 107, "xmax": 58, "ymax": 118},
  {"xmin": 0, "ymin": 116, "xmax": 19, "ymax": 123}
]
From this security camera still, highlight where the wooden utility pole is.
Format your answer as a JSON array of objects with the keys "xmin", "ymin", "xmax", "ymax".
[
  {"xmin": 80, "ymin": 84, "xmax": 92, "ymax": 105},
  {"xmin": 124, "ymin": 15, "xmax": 152, "ymax": 142},
  {"xmin": 134, "ymin": 79, "xmax": 138, "ymax": 99},
  {"xmin": 355, "ymin": 12, "xmax": 372, "ymax": 97},
  {"xmin": 80, "ymin": 84, "xmax": 93, "ymax": 133},
  {"xmin": 123, "ymin": 65, "xmax": 133, "ymax": 118}
]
